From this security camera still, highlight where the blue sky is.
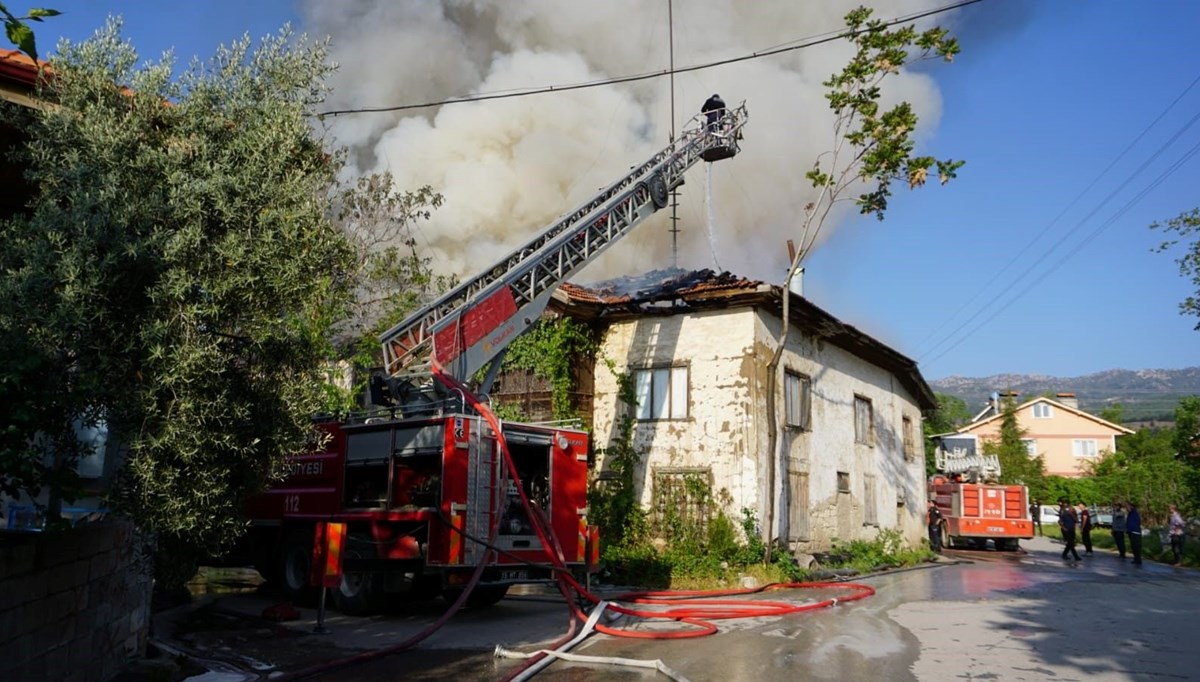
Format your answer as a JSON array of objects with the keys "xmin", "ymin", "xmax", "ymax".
[{"xmin": 30, "ymin": 1, "xmax": 1200, "ymax": 382}]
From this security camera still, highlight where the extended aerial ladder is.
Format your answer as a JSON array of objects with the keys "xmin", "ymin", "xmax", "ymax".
[
  {"xmin": 376, "ymin": 103, "xmax": 749, "ymax": 400},
  {"xmin": 934, "ymin": 449, "xmax": 1001, "ymax": 484}
]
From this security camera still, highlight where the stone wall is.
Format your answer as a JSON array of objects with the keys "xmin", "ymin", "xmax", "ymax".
[{"xmin": 0, "ymin": 519, "xmax": 153, "ymax": 682}]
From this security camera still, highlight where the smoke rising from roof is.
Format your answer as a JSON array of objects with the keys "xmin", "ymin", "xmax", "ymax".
[{"xmin": 302, "ymin": 0, "xmax": 954, "ymax": 284}]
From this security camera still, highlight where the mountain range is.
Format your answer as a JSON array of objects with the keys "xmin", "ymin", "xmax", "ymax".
[{"xmin": 928, "ymin": 367, "xmax": 1200, "ymax": 422}]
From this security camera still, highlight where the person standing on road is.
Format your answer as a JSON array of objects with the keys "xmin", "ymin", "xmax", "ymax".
[
  {"xmin": 1168, "ymin": 503, "xmax": 1185, "ymax": 564},
  {"xmin": 1127, "ymin": 501, "xmax": 1144, "ymax": 565},
  {"xmin": 1077, "ymin": 502, "xmax": 1094, "ymax": 556},
  {"xmin": 1059, "ymin": 498, "xmax": 1081, "ymax": 562},
  {"xmin": 1111, "ymin": 502, "xmax": 1128, "ymax": 559},
  {"xmin": 927, "ymin": 499, "xmax": 944, "ymax": 553},
  {"xmin": 1030, "ymin": 500, "xmax": 1043, "ymax": 536}
]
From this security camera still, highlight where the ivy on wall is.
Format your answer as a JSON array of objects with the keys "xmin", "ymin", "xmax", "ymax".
[{"xmin": 498, "ymin": 316, "xmax": 600, "ymax": 421}]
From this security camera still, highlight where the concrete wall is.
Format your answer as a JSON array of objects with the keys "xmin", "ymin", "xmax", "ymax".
[
  {"xmin": 0, "ymin": 519, "xmax": 153, "ymax": 682},
  {"xmin": 590, "ymin": 305, "xmax": 927, "ymax": 553}
]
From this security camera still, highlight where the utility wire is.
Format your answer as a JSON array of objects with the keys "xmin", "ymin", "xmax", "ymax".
[
  {"xmin": 913, "ymin": 72, "xmax": 1200, "ymax": 353},
  {"xmin": 921, "ymin": 133, "xmax": 1200, "ymax": 368},
  {"xmin": 919, "ymin": 105, "xmax": 1200, "ymax": 362},
  {"xmin": 317, "ymin": 0, "xmax": 985, "ymax": 118}
]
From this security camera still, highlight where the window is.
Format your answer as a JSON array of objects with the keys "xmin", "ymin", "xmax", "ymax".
[
  {"xmin": 854, "ymin": 395, "xmax": 874, "ymax": 446},
  {"xmin": 784, "ymin": 371, "xmax": 812, "ymax": 430},
  {"xmin": 837, "ymin": 471, "xmax": 850, "ymax": 493},
  {"xmin": 652, "ymin": 467, "xmax": 712, "ymax": 535},
  {"xmin": 1022, "ymin": 439, "xmax": 1038, "ymax": 457},
  {"xmin": 634, "ymin": 366, "xmax": 688, "ymax": 420},
  {"xmin": 1032, "ymin": 403, "xmax": 1053, "ymax": 419},
  {"xmin": 1072, "ymin": 439, "xmax": 1098, "ymax": 458},
  {"xmin": 902, "ymin": 416, "xmax": 916, "ymax": 462}
]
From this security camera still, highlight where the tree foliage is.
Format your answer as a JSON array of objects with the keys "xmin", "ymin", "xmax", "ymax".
[
  {"xmin": 0, "ymin": 22, "xmax": 356, "ymax": 569},
  {"xmin": 329, "ymin": 173, "xmax": 447, "ymax": 408},
  {"xmin": 1151, "ymin": 207, "xmax": 1200, "ymax": 329},
  {"xmin": 923, "ymin": 392, "xmax": 971, "ymax": 476},
  {"xmin": 763, "ymin": 6, "xmax": 963, "ymax": 554},
  {"xmin": 981, "ymin": 396, "xmax": 1045, "ymax": 493}
]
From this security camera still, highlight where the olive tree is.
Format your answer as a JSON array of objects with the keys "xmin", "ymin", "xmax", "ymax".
[
  {"xmin": 0, "ymin": 21, "xmax": 356, "ymax": 581},
  {"xmin": 763, "ymin": 6, "xmax": 964, "ymax": 556}
]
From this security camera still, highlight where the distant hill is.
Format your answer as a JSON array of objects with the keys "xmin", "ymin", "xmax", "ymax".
[{"xmin": 928, "ymin": 367, "xmax": 1200, "ymax": 422}]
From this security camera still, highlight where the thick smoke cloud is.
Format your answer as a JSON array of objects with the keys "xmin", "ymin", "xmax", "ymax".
[{"xmin": 302, "ymin": 0, "xmax": 953, "ymax": 283}]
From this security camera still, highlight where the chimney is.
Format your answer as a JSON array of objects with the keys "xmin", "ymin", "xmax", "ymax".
[{"xmin": 1056, "ymin": 392, "xmax": 1078, "ymax": 409}]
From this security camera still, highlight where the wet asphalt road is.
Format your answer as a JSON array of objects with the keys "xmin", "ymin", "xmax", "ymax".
[{"xmin": 202, "ymin": 535, "xmax": 1200, "ymax": 681}]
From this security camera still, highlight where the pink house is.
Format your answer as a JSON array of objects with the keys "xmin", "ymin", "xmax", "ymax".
[{"xmin": 952, "ymin": 392, "xmax": 1133, "ymax": 478}]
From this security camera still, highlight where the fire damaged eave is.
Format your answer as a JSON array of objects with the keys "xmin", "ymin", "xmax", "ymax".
[{"xmin": 551, "ymin": 272, "xmax": 936, "ymax": 412}]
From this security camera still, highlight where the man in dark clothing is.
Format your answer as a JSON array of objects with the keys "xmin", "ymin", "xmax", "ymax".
[
  {"xmin": 927, "ymin": 499, "xmax": 944, "ymax": 553},
  {"xmin": 1059, "ymin": 499, "xmax": 1081, "ymax": 561},
  {"xmin": 1127, "ymin": 502, "xmax": 1143, "ymax": 565},
  {"xmin": 702, "ymin": 93, "xmax": 726, "ymax": 131},
  {"xmin": 1030, "ymin": 500, "xmax": 1042, "ymax": 536}
]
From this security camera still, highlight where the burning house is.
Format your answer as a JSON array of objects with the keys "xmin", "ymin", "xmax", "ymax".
[{"xmin": 545, "ymin": 268, "xmax": 935, "ymax": 554}]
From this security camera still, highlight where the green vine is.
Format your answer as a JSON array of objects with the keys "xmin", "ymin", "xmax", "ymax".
[
  {"xmin": 588, "ymin": 359, "xmax": 647, "ymax": 549},
  {"xmin": 500, "ymin": 316, "xmax": 600, "ymax": 420}
]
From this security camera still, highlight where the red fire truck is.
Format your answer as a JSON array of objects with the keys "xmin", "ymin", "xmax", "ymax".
[
  {"xmin": 929, "ymin": 437, "xmax": 1034, "ymax": 551},
  {"xmin": 242, "ymin": 105, "xmax": 749, "ymax": 614}
]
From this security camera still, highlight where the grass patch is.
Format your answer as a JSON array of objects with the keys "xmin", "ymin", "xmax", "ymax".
[{"xmin": 600, "ymin": 524, "xmax": 936, "ymax": 590}]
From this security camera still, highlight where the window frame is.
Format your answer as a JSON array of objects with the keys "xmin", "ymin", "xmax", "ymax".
[
  {"xmin": 1032, "ymin": 403, "xmax": 1053, "ymax": 419},
  {"xmin": 784, "ymin": 370, "xmax": 812, "ymax": 431},
  {"xmin": 837, "ymin": 471, "xmax": 850, "ymax": 494},
  {"xmin": 1072, "ymin": 439, "xmax": 1098, "ymax": 458},
  {"xmin": 854, "ymin": 395, "xmax": 874, "ymax": 446},
  {"xmin": 633, "ymin": 365, "xmax": 689, "ymax": 421}
]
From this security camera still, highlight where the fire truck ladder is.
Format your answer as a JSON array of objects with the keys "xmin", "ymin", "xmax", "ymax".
[
  {"xmin": 378, "ymin": 103, "xmax": 749, "ymax": 390},
  {"xmin": 935, "ymin": 450, "xmax": 1001, "ymax": 484}
]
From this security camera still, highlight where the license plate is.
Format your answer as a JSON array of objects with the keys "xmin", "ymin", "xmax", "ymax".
[{"xmin": 500, "ymin": 570, "xmax": 527, "ymax": 581}]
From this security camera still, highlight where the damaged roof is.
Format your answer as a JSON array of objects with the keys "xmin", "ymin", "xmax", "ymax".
[{"xmin": 554, "ymin": 268, "xmax": 936, "ymax": 411}]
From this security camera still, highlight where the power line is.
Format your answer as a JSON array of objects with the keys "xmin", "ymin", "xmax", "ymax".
[
  {"xmin": 913, "ymin": 72, "xmax": 1200, "ymax": 353},
  {"xmin": 921, "ymin": 131, "xmax": 1200, "ymax": 368},
  {"xmin": 317, "ymin": 0, "xmax": 985, "ymax": 118},
  {"xmin": 916, "ymin": 102, "xmax": 1200, "ymax": 362}
]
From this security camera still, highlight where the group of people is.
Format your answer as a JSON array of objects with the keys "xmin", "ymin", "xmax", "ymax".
[
  {"xmin": 1056, "ymin": 499, "xmax": 1103, "ymax": 562},
  {"xmin": 1057, "ymin": 499, "xmax": 1188, "ymax": 566}
]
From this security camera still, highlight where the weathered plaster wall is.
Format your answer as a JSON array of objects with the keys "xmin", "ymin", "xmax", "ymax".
[
  {"xmin": 752, "ymin": 311, "xmax": 926, "ymax": 551},
  {"xmin": 591, "ymin": 309, "xmax": 761, "ymax": 517}
]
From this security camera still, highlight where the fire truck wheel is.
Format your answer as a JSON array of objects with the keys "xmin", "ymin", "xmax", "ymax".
[
  {"xmin": 939, "ymin": 525, "xmax": 953, "ymax": 550},
  {"xmin": 442, "ymin": 584, "xmax": 510, "ymax": 608},
  {"xmin": 332, "ymin": 534, "xmax": 387, "ymax": 616},
  {"xmin": 280, "ymin": 528, "xmax": 317, "ymax": 606}
]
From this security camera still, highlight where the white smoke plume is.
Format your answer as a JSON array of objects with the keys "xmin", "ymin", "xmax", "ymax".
[{"xmin": 302, "ymin": 0, "xmax": 953, "ymax": 284}]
